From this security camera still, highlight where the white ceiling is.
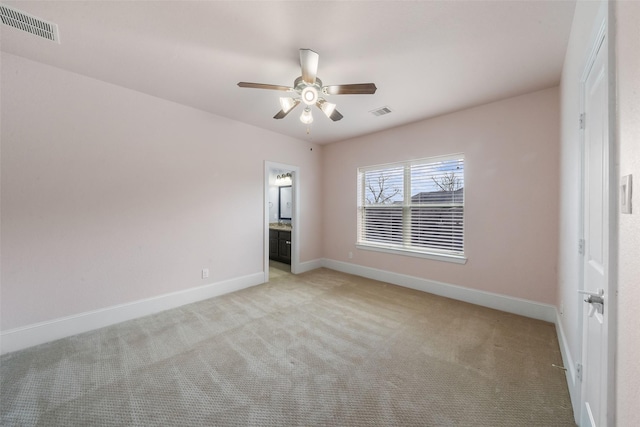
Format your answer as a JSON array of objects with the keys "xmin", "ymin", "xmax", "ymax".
[{"xmin": 1, "ymin": 1, "xmax": 576, "ymax": 144}]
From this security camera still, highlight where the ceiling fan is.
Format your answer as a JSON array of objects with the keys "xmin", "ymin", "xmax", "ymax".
[{"xmin": 238, "ymin": 49, "xmax": 377, "ymax": 124}]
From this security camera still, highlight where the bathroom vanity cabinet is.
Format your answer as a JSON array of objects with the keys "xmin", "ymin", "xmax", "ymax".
[{"xmin": 269, "ymin": 228, "xmax": 291, "ymax": 264}]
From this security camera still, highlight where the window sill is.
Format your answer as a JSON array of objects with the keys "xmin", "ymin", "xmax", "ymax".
[{"xmin": 355, "ymin": 243, "xmax": 467, "ymax": 264}]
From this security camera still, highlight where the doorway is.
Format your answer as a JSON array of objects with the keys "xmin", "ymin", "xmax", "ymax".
[{"xmin": 264, "ymin": 161, "xmax": 300, "ymax": 282}]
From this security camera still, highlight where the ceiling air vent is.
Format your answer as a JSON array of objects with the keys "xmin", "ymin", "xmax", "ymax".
[
  {"xmin": 370, "ymin": 106, "xmax": 393, "ymax": 117},
  {"xmin": 0, "ymin": 4, "xmax": 60, "ymax": 43}
]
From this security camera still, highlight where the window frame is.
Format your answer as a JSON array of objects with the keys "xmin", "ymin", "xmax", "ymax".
[{"xmin": 356, "ymin": 154, "xmax": 467, "ymax": 264}]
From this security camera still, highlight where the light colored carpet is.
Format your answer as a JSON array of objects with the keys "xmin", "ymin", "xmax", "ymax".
[
  {"xmin": 0, "ymin": 268, "xmax": 575, "ymax": 426},
  {"xmin": 269, "ymin": 260, "xmax": 291, "ymax": 281}
]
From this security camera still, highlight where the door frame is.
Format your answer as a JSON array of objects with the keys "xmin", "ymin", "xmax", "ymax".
[
  {"xmin": 264, "ymin": 161, "xmax": 300, "ymax": 281},
  {"xmin": 577, "ymin": 5, "xmax": 618, "ymax": 425}
]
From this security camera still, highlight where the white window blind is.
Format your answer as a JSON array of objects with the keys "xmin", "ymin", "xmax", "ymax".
[{"xmin": 357, "ymin": 154, "xmax": 464, "ymax": 258}]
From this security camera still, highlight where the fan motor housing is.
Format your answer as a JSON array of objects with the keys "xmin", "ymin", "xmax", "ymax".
[{"xmin": 294, "ymin": 76, "xmax": 323, "ymax": 93}]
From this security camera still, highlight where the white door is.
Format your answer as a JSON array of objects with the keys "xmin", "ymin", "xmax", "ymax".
[{"xmin": 580, "ymin": 31, "xmax": 610, "ymax": 427}]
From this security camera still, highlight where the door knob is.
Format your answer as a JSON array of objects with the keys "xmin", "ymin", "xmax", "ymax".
[
  {"xmin": 584, "ymin": 295, "xmax": 604, "ymax": 305},
  {"xmin": 580, "ymin": 289, "xmax": 605, "ymax": 316},
  {"xmin": 578, "ymin": 288, "xmax": 604, "ymax": 297}
]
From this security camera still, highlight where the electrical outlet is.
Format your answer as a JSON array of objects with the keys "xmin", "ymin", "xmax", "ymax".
[
  {"xmin": 348, "ymin": 251, "xmax": 353, "ymax": 259},
  {"xmin": 202, "ymin": 268, "xmax": 209, "ymax": 279}
]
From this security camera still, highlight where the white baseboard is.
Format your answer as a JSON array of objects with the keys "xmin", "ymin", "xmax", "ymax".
[
  {"xmin": 294, "ymin": 258, "xmax": 323, "ymax": 274},
  {"xmin": 0, "ymin": 260, "xmax": 558, "ymax": 354},
  {"xmin": 321, "ymin": 259, "xmax": 556, "ymax": 323},
  {"xmin": 0, "ymin": 272, "xmax": 264, "ymax": 355},
  {"xmin": 556, "ymin": 311, "xmax": 581, "ymax": 423}
]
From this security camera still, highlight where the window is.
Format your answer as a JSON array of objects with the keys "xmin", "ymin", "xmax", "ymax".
[{"xmin": 357, "ymin": 154, "xmax": 465, "ymax": 263}]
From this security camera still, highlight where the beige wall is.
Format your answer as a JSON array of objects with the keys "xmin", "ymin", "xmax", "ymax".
[
  {"xmin": 322, "ymin": 87, "xmax": 560, "ymax": 304},
  {"xmin": 0, "ymin": 53, "xmax": 323, "ymax": 331},
  {"xmin": 615, "ymin": 1, "xmax": 640, "ymax": 424}
]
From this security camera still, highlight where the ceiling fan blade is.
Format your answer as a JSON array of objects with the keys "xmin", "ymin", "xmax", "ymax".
[
  {"xmin": 300, "ymin": 49, "xmax": 319, "ymax": 85},
  {"xmin": 323, "ymin": 83, "xmax": 377, "ymax": 95},
  {"xmin": 237, "ymin": 82, "xmax": 292, "ymax": 91},
  {"xmin": 273, "ymin": 101, "xmax": 300, "ymax": 119},
  {"xmin": 316, "ymin": 101, "xmax": 343, "ymax": 121},
  {"xmin": 273, "ymin": 110, "xmax": 289, "ymax": 119},
  {"xmin": 328, "ymin": 108, "xmax": 343, "ymax": 121}
]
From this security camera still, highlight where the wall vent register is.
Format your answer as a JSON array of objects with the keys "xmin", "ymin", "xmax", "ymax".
[
  {"xmin": 0, "ymin": 4, "xmax": 60, "ymax": 43},
  {"xmin": 370, "ymin": 106, "xmax": 393, "ymax": 117}
]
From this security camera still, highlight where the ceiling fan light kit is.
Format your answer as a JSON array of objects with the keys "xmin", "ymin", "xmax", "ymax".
[
  {"xmin": 301, "ymin": 86, "xmax": 319, "ymax": 105},
  {"xmin": 300, "ymin": 107, "xmax": 314, "ymax": 124},
  {"xmin": 279, "ymin": 97, "xmax": 299, "ymax": 114},
  {"xmin": 238, "ymin": 49, "xmax": 377, "ymax": 127},
  {"xmin": 317, "ymin": 99, "xmax": 336, "ymax": 117}
]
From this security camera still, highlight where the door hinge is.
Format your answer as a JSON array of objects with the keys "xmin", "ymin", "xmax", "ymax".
[
  {"xmin": 579, "ymin": 113, "xmax": 585, "ymax": 130},
  {"xmin": 579, "ymin": 238, "xmax": 585, "ymax": 255},
  {"xmin": 576, "ymin": 363, "xmax": 583, "ymax": 381}
]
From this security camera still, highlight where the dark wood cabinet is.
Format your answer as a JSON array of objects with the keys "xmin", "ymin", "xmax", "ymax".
[
  {"xmin": 278, "ymin": 231, "xmax": 291, "ymax": 263},
  {"xmin": 269, "ymin": 229, "xmax": 279, "ymax": 259},
  {"xmin": 269, "ymin": 229, "xmax": 291, "ymax": 264}
]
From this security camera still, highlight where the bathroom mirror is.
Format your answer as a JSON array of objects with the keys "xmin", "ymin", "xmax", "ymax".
[{"xmin": 279, "ymin": 186, "xmax": 292, "ymax": 220}]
